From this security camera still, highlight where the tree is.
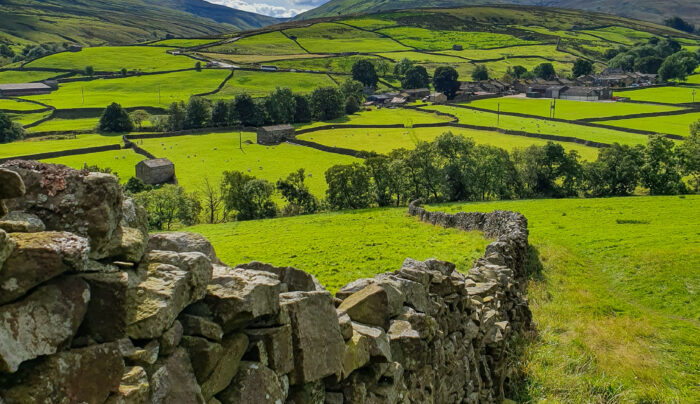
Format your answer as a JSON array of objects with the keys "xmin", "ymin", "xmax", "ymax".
[
  {"xmin": 85, "ymin": 65, "xmax": 95, "ymax": 76},
  {"xmin": 664, "ymin": 17, "xmax": 695, "ymax": 33},
  {"xmin": 134, "ymin": 185, "xmax": 201, "ymax": 230},
  {"xmin": 233, "ymin": 93, "xmax": 256, "ymax": 126},
  {"xmin": 250, "ymin": 99, "xmax": 270, "ymax": 127},
  {"xmin": 167, "ymin": 101, "xmax": 186, "ymax": 131},
  {"xmin": 351, "ymin": 59, "xmax": 378, "ymax": 88},
  {"xmin": 678, "ymin": 121, "xmax": 700, "ymax": 192},
  {"xmin": 210, "ymin": 100, "xmax": 230, "ymax": 127},
  {"xmin": 340, "ymin": 79, "xmax": 364, "ymax": 102},
  {"xmin": 221, "ymin": 171, "xmax": 277, "ymax": 220},
  {"xmin": 195, "ymin": 61, "xmax": 202, "ymax": 71},
  {"xmin": 533, "ymin": 63, "xmax": 556, "ymax": 80},
  {"xmin": 513, "ymin": 142, "xmax": 581, "ymax": 198},
  {"xmin": 365, "ymin": 156, "xmax": 393, "ymax": 207},
  {"xmin": 200, "ymin": 176, "xmax": 225, "ymax": 224},
  {"xmin": 572, "ymin": 59, "xmax": 593, "ymax": 77},
  {"xmin": 129, "ymin": 110, "xmax": 150, "ymax": 130},
  {"xmin": 310, "ymin": 87, "xmax": 345, "ymax": 121},
  {"xmin": 584, "ymin": 143, "xmax": 644, "ymax": 197},
  {"xmin": 276, "ymin": 169, "xmax": 319, "ymax": 215},
  {"xmin": 265, "ymin": 87, "xmax": 296, "ymax": 125},
  {"xmin": 120, "ymin": 67, "xmax": 127, "ymax": 77},
  {"xmin": 184, "ymin": 97, "xmax": 211, "ymax": 129},
  {"xmin": 325, "ymin": 163, "xmax": 373, "ymax": 210},
  {"xmin": 473, "ymin": 145, "xmax": 521, "ymax": 200},
  {"xmin": 658, "ymin": 51, "xmax": 699, "ymax": 82},
  {"xmin": 434, "ymin": 132, "xmax": 477, "ymax": 201},
  {"xmin": 401, "ymin": 66, "xmax": 430, "ymax": 89},
  {"xmin": 123, "ymin": 177, "xmax": 151, "ymax": 194},
  {"xmin": 345, "ymin": 95, "xmax": 360, "ymax": 114},
  {"xmin": 393, "ymin": 58, "xmax": 414, "ymax": 78},
  {"xmin": 0, "ymin": 110, "xmax": 25, "ymax": 143},
  {"xmin": 433, "ymin": 66, "xmax": 460, "ymax": 99},
  {"xmin": 374, "ymin": 59, "xmax": 391, "ymax": 77},
  {"xmin": 293, "ymin": 94, "xmax": 312, "ymax": 123},
  {"xmin": 511, "ymin": 65, "xmax": 527, "ymax": 79},
  {"xmin": 471, "ymin": 65, "xmax": 489, "ymax": 81},
  {"xmin": 99, "ymin": 102, "xmax": 133, "ymax": 133},
  {"xmin": 0, "ymin": 44, "xmax": 14, "ymax": 58},
  {"xmin": 634, "ymin": 56, "xmax": 664, "ymax": 74},
  {"xmin": 640, "ymin": 136, "xmax": 686, "ymax": 195}
]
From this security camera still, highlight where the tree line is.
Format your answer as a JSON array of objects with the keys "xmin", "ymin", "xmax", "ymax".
[
  {"xmin": 124, "ymin": 124, "xmax": 699, "ymax": 230},
  {"xmin": 606, "ymin": 38, "xmax": 699, "ymax": 82}
]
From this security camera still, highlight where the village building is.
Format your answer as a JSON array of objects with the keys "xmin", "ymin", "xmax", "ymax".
[
  {"xmin": 452, "ymin": 44, "xmax": 463, "ymax": 51},
  {"xmin": 428, "ymin": 92, "xmax": 448, "ymax": 104},
  {"xmin": 135, "ymin": 158, "xmax": 175, "ymax": 185},
  {"xmin": 0, "ymin": 82, "xmax": 54, "ymax": 97},
  {"xmin": 257, "ymin": 124, "xmax": 295, "ymax": 145},
  {"xmin": 401, "ymin": 88, "xmax": 430, "ymax": 101}
]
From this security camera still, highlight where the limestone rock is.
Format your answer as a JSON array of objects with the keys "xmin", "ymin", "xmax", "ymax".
[
  {"xmin": 80, "ymin": 271, "xmax": 129, "ymax": 342},
  {"xmin": 0, "ymin": 231, "xmax": 89, "ymax": 305},
  {"xmin": 0, "ymin": 229, "xmax": 14, "ymax": 272},
  {"xmin": 336, "ymin": 278, "xmax": 374, "ymax": 300},
  {"xmin": 0, "ymin": 342, "xmax": 124, "ymax": 403},
  {"xmin": 180, "ymin": 314, "xmax": 224, "ymax": 342},
  {"xmin": 112, "ymin": 226, "xmax": 148, "ymax": 263},
  {"xmin": 341, "ymin": 330, "xmax": 370, "ymax": 379},
  {"xmin": 239, "ymin": 261, "xmax": 324, "ymax": 292},
  {"xmin": 159, "ymin": 320, "xmax": 183, "ymax": 356},
  {"xmin": 0, "ymin": 168, "xmax": 25, "ymax": 200},
  {"xmin": 0, "ymin": 276, "xmax": 90, "ymax": 373},
  {"xmin": 325, "ymin": 392, "xmax": 344, "ymax": 404},
  {"xmin": 105, "ymin": 366, "xmax": 150, "ymax": 404},
  {"xmin": 126, "ymin": 340, "xmax": 160, "ymax": 367},
  {"xmin": 200, "ymin": 333, "xmax": 249, "ymax": 400},
  {"xmin": 245, "ymin": 325, "xmax": 293, "ymax": 375},
  {"xmin": 279, "ymin": 291, "xmax": 345, "ymax": 384},
  {"xmin": 204, "ymin": 265, "xmax": 281, "ymax": 332},
  {"xmin": 121, "ymin": 198, "xmax": 148, "ymax": 236},
  {"xmin": 387, "ymin": 320, "xmax": 427, "ymax": 372},
  {"xmin": 216, "ymin": 362, "xmax": 286, "ymax": 404},
  {"xmin": 2, "ymin": 161, "xmax": 123, "ymax": 260},
  {"xmin": 147, "ymin": 232, "xmax": 220, "ymax": 264},
  {"xmin": 337, "ymin": 310, "xmax": 353, "ymax": 341},
  {"xmin": 351, "ymin": 322, "xmax": 392, "ymax": 362},
  {"xmin": 126, "ymin": 250, "xmax": 212, "ymax": 339},
  {"xmin": 0, "ymin": 211, "xmax": 45, "ymax": 233},
  {"xmin": 338, "ymin": 283, "xmax": 402, "ymax": 330},
  {"xmin": 179, "ymin": 336, "xmax": 223, "ymax": 383},
  {"xmin": 148, "ymin": 348, "xmax": 205, "ymax": 404}
]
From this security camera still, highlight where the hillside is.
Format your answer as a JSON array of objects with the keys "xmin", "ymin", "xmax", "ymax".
[
  {"xmin": 294, "ymin": 0, "xmax": 700, "ymax": 27},
  {"xmin": 0, "ymin": 0, "xmax": 280, "ymax": 47}
]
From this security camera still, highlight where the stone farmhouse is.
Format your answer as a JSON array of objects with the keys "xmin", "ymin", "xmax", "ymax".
[{"xmin": 136, "ymin": 158, "xmax": 175, "ymax": 185}]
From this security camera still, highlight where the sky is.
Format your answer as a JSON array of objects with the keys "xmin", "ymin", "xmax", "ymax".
[{"xmin": 204, "ymin": 0, "xmax": 330, "ymax": 18}]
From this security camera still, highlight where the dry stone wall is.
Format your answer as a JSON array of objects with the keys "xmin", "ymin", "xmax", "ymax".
[{"xmin": 0, "ymin": 161, "xmax": 532, "ymax": 404}]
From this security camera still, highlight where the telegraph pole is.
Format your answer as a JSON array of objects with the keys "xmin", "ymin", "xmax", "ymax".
[
  {"xmin": 81, "ymin": 87, "xmax": 84, "ymax": 105},
  {"xmin": 497, "ymin": 102, "xmax": 500, "ymax": 126}
]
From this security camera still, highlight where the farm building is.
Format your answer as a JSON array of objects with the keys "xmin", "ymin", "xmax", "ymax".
[
  {"xmin": 136, "ymin": 158, "xmax": 175, "ymax": 185},
  {"xmin": 452, "ymin": 44, "xmax": 463, "ymax": 51},
  {"xmin": 257, "ymin": 124, "xmax": 295, "ymax": 145},
  {"xmin": 542, "ymin": 86, "xmax": 612, "ymax": 101},
  {"xmin": 0, "ymin": 82, "xmax": 54, "ymax": 97},
  {"xmin": 401, "ymin": 88, "xmax": 431, "ymax": 100},
  {"xmin": 429, "ymin": 92, "xmax": 448, "ymax": 104}
]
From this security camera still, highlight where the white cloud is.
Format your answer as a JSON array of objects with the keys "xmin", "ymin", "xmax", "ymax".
[{"xmin": 204, "ymin": 0, "xmax": 322, "ymax": 18}]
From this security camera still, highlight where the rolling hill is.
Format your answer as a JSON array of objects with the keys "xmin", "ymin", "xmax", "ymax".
[
  {"xmin": 294, "ymin": 0, "xmax": 700, "ymax": 27},
  {"xmin": 0, "ymin": 0, "xmax": 281, "ymax": 47}
]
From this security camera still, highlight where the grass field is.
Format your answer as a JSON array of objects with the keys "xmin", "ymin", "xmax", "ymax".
[
  {"xmin": 149, "ymin": 39, "xmax": 220, "ymax": 48},
  {"xmin": 378, "ymin": 27, "xmax": 536, "ymax": 51},
  {"xmin": 284, "ymin": 23, "xmax": 409, "ymax": 53},
  {"xmin": 210, "ymin": 70, "xmax": 336, "ymax": 98},
  {"xmin": 0, "ymin": 98, "xmax": 48, "ymax": 111},
  {"xmin": 137, "ymin": 131, "xmax": 359, "ymax": 196},
  {"xmin": 617, "ymin": 86, "xmax": 699, "ymax": 104},
  {"xmin": 21, "ymin": 69, "xmax": 230, "ymax": 109},
  {"xmin": 439, "ymin": 44, "xmax": 577, "ymax": 62},
  {"xmin": 8, "ymin": 111, "xmax": 51, "ymax": 126},
  {"xmin": 509, "ymin": 25, "xmax": 604, "ymax": 42},
  {"xmin": 25, "ymin": 47, "xmax": 198, "ymax": 72},
  {"xmin": 341, "ymin": 17, "xmax": 398, "ymax": 30},
  {"xmin": 200, "ymin": 52, "xmax": 327, "ymax": 65},
  {"xmin": 27, "ymin": 117, "xmax": 100, "ymax": 133},
  {"xmin": 582, "ymin": 26, "xmax": 656, "ymax": 45},
  {"xmin": 185, "ymin": 207, "xmax": 490, "ymax": 293},
  {"xmin": 0, "ymin": 133, "xmax": 122, "ymax": 158},
  {"xmin": 206, "ymin": 32, "xmax": 305, "ymax": 55},
  {"xmin": 41, "ymin": 149, "xmax": 145, "ymax": 181},
  {"xmin": 596, "ymin": 112, "xmax": 700, "ymax": 137},
  {"xmin": 430, "ymin": 196, "xmax": 699, "ymax": 402},
  {"xmin": 467, "ymin": 97, "xmax": 684, "ymax": 120},
  {"xmin": 298, "ymin": 126, "xmax": 600, "ymax": 161},
  {"xmin": 687, "ymin": 74, "xmax": 700, "ymax": 84},
  {"xmin": 375, "ymin": 51, "xmax": 466, "ymax": 63},
  {"xmin": 297, "ymin": 107, "xmax": 453, "ymax": 129},
  {"xmin": 272, "ymin": 55, "xmax": 384, "ymax": 74},
  {"xmin": 0, "ymin": 70, "xmax": 60, "ymax": 84},
  {"xmin": 425, "ymin": 105, "xmax": 652, "ymax": 146}
]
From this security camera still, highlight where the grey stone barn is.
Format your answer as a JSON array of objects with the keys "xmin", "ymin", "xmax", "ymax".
[
  {"xmin": 257, "ymin": 124, "xmax": 295, "ymax": 145},
  {"xmin": 136, "ymin": 158, "xmax": 175, "ymax": 185}
]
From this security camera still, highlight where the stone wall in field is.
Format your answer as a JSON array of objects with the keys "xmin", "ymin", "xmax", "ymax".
[{"xmin": 0, "ymin": 161, "xmax": 532, "ymax": 404}]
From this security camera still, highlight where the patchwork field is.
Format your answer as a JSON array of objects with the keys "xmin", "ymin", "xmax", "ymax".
[
  {"xmin": 27, "ymin": 117, "xmax": 100, "ymax": 133},
  {"xmin": 296, "ymin": 107, "xmax": 453, "ymax": 129},
  {"xmin": 0, "ymin": 99, "xmax": 48, "ymax": 111},
  {"xmin": 149, "ymin": 39, "xmax": 220, "ymax": 48},
  {"xmin": 617, "ymin": 86, "xmax": 699, "ymax": 104},
  {"xmin": 272, "ymin": 55, "xmax": 384, "ymax": 74},
  {"xmin": 377, "ymin": 27, "xmax": 536, "ymax": 51},
  {"xmin": 284, "ymin": 23, "xmax": 410, "ymax": 53},
  {"xmin": 596, "ymin": 112, "xmax": 700, "ymax": 137},
  {"xmin": 25, "ymin": 46, "xmax": 198, "ymax": 72},
  {"xmin": 0, "ymin": 69, "xmax": 60, "ymax": 84},
  {"xmin": 0, "ymin": 133, "xmax": 122, "ymax": 158},
  {"xmin": 42, "ymin": 148, "xmax": 145, "ymax": 181},
  {"xmin": 210, "ymin": 70, "xmax": 336, "ymax": 98},
  {"xmin": 206, "ymin": 32, "xmax": 304, "ymax": 55},
  {"xmin": 439, "ymin": 44, "xmax": 577, "ymax": 62}
]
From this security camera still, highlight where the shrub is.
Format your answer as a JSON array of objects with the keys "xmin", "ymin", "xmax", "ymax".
[
  {"xmin": 351, "ymin": 59, "xmax": 378, "ymax": 88},
  {"xmin": 0, "ymin": 110, "xmax": 25, "ymax": 144},
  {"xmin": 471, "ymin": 65, "xmax": 489, "ymax": 81},
  {"xmin": 310, "ymin": 86, "xmax": 345, "ymax": 121},
  {"xmin": 99, "ymin": 102, "xmax": 133, "ymax": 133},
  {"xmin": 402, "ymin": 66, "xmax": 430, "ymax": 89},
  {"xmin": 433, "ymin": 66, "xmax": 460, "ymax": 98},
  {"xmin": 220, "ymin": 171, "xmax": 277, "ymax": 220}
]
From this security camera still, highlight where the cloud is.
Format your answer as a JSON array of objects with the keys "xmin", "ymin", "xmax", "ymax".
[{"xmin": 204, "ymin": 0, "xmax": 326, "ymax": 17}]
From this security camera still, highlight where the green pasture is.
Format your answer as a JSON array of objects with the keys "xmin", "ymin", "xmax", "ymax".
[
  {"xmin": 272, "ymin": 55, "xmax": 384, "ymax": 74},
  {"xmin": 210, "ymin": 70, "xmax": 336, "ymax": 99},
  {"xmin": 596, "ymin": 112, "xmax": 700, "ymax": 137},
  {"xmin": 431, "ymin": 196, "xmax": 699, "ymax": 402},
  {"xmin": 377, "ymin": 27, "xmax": 536, "ymax": 51},
  {"xmin": 0, "ymin": 70, "xmax": 60, "ymax": 84},
  {"xmin": 0, "ymin": 98, "xmax": 48, "ymax": 111},
  {"xmin": 508, "ymin": 25, "xmax": 603, "ymax": 42},
  {"xmin": 185, "ymin": 207, "xmax": 489, "ymax": 293},
  {"xmin": 149, "ymin": 39, "xmax": 220, "ymax": 48},
  {"xmin": 439, "ymin": 44, "xmax": 577, "ymax": 62},
  {"xmin": 27, "ymin": 117, "xmax": 100, "ymax": 133},
  {"xmin": 298, "ymin": 126, "xmax": 599, "ymax": 161},
  {"xmin": 687, "ymin": 74, "xmax": 700, "ymax": 84},
  {"xmin": 424, "ymin": 105, "xmax": 650, "ymax": 146},
  {"xmin": 200, "ymin": 52, "xmax": 325, "ymax": 65},
  {"xmin": 137, "ymin": 131, "xmax": 359, "ymax": 196},
  {"xmin": 284, "ymin": 23, "xmax": 409, "ymax": 53},
  {"xmin": 617, "ymin": 86, "xmax": 699, "ymax": 104},
  {"xmin": 0, "ymin": 133, "xmax": 122, "ymax": 159},
  {"xmin": 481, "ymin": 58, "xmax": 573, "ymax": 77},
  {"xmin": 582, "ymin": 26, "xmax": 656, "ymax": 45},
  {"xmin": 21, "ymin": 69, "xmax": 230, "ymax": 109},
  {"xmin": 340, "ymin": 17, "xmax": 398, "ymax": 30},
  {"xmin": 297, "ymin": 107, "xmax": 453, "ymax": 130},
  {"xmin": 42, "ymin": 149, "xmax": 145, "ymax": 181},
  {"xmin": 25, "ymin": 46, "xmax": 197, "ymax": 72},
  {"xmin": 9, "ymin": 111, "xmax": 51, "ymax": 126},
  {"xmin": 467, "ymin": 97, "xmax": 684, "ymax": 120},
  {"xmin": 375, "ymin": 51, "xmax": 465, "ymax": 64},
  {"xmin": 205, "ymin": 32, "xmax": 304, "ymax": 55}
]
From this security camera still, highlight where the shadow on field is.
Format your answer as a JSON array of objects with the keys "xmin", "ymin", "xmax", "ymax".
[{"xmin": 525, "ymin": 244, "xmax": 544, "ymax": 281}]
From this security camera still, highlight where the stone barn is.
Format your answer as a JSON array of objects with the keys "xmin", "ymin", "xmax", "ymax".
[
  {"xmin": 257, "ymin": 124, "xmax": 295, "ymax": 145},
  {"xmin": 135, "ymin": 158, "xmax": 175, "ymax": 185}
]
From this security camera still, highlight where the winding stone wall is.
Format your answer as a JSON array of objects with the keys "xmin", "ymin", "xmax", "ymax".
[{"xmin": 0, "ymin": 162, "xmax": 532, "ymax": 404}]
